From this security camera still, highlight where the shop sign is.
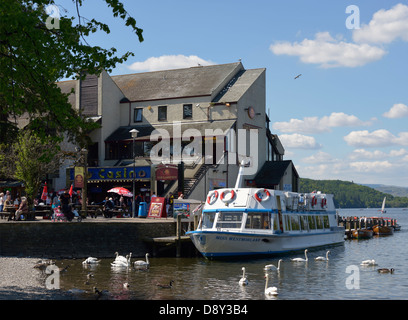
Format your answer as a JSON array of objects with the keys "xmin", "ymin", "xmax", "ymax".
[
  {"xmin": 155, "ymin": 165, "xmax": 178, "ymax": 181},
  {"xmin": 70, "ymin": 166, "xmax": 151, "ymax": 181}
]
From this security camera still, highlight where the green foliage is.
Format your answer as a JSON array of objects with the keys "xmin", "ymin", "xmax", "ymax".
[
  {"xmin": 300, "ymin": 178, "xmax": 408, "ymax": 208},
  {"xmin": 0, "ymin": 0, "xmax": 143, "ymax": 145}
]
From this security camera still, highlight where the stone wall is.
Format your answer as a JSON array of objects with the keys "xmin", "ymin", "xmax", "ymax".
[{"xmin": 0, "ymin": 221, "xmax": 176, "ymax": 258}]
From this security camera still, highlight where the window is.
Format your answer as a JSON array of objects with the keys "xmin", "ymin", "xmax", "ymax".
[
  {"xmin": 216, "ymin": 211, "xmax": 243, "ymax": 229},
  {"xmin": 290, "ymin": 215, "xmax": 300, "ymax": 231},
  {"xmin": 183, "ymin": 104, "xmax": 193, "ymax": 119},
  {"xmin": 245, "ymin": 212, "xmax": 271, "ymax": 230},
  {"xmin": 134, "ymin": 108, "xmax": 143, "ymax": 122},
  {"xmin": 323, "ymin": 215, "xmax": 330, "ymax": 229},
  {"xmin": 300, "ymin": 215, "xmax": 308, "ymax": 231},
  {"xmin": 201, "ymin": 212, "xmax": 216, "ymax": 229},
  {"xmin": 308, "ymin": 215, "xmax": 316, "ymax": 230},
  {"xmin": 158, "ymin": 106, "xmax": 167, "ymax": 121}
]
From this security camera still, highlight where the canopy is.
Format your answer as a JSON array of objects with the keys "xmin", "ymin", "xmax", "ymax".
[{"xmin": 107, "ymin": 187, "xmax": 133, "ymax": 197}]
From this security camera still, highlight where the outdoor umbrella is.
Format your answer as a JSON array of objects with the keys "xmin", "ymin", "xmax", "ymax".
[
  {"xmin": 41, "ymin": 182, "xmax": 48, "ymax": 201},
  {"xmin": 107, "ymin": 187, "xmax": 133, "ymax": 197}
]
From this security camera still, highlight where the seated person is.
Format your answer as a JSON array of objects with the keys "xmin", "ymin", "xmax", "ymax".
[
  {"xmin": 14, "ymin": 196, "xmax": 29, "ymax": 221},
  {"xmin": 103, "ymin": 197, "xmax": 115, "ymax": 217}
]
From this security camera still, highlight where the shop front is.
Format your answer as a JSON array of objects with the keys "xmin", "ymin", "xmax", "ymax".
[{"xmin": 68, "ymin": 166, "xmax": 152, "ymax": 203}]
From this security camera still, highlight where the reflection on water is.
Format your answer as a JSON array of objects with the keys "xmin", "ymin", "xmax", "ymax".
[{"xmin": 49, "ymin": 209, "xmax": 408, "ymax": 300}]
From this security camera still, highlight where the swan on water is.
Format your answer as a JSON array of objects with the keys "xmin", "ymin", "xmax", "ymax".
[
  {"xmin": 114, "ymin": 252, "xmax": 128, "ymax": 263},
  {"xmin": 134, "ymin": 253, "xmax": 150, "ymax": 269},
  {"xmin": 111, "ymin": 253, "xmax": 132, "ymax": 267},
  {"xmin": 291, "ymin": 249, "xmax": 308, "ymax": 262},
  {"xmin": 264, "ymin": 259, "xmax": 283, "ymax": 271},
  {"xmin": 264, "ymin": 274, "xmax": 278, "ymax": 296},
  {"xmin": 239, "ymin": 267, "xmax": 248, "ymax": 286},
  {"xmin": 82, "ymin": 257, "xmax": 100, "ymax": 265},
  {"xmin": 315, "ymin": 250, "xmax": 330, "ymax": 261},
  {"xmin": 360, "ymin": 259, "xmax": 377, "ymax": 266}
]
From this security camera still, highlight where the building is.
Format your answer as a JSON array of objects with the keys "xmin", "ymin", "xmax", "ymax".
[{"xmin": 53, "ymin": 62, "xmax": 299, "ymax": 202}]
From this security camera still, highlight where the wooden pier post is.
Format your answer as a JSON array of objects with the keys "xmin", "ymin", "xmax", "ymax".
[{"xmin": 176, "ymin": 214, "xmax": 182, "ymax": 258}]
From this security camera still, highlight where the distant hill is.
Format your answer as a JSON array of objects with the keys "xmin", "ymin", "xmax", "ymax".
[
  {"xmin": 300, "ymin": 178, "xmax": 408, "ymax": 209},
  {"xmin": 362, "ymin": 184, "xmax": 408, "ymax": 198}
]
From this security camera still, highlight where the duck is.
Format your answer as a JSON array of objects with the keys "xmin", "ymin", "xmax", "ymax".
[
  {"xmin": 377, "ymin": 268, "xmax": 394, "ymax": 274},
  {"xmin": 264, "ymin": 259, "xmax": 283, "ymax": 271},
  {"xmin": 239, "ymin": 267, "xmax": 248, "ymax": 286},
  {"xmin": 82, "ymin": 257, "xmax": 100, "ymax": 265},
  {"xmin": 291, "ymin": 249, "xmax": 308, "ymax": 262},
  {"xmin": 156, "ymin": 280, "xmax": 174, "ymax": 289},
  {"xmin": 360, "ymin": 259, "xmax": 378, "ymax": 266},
  {"xmin": 315, "ymin": 250, "xmax": 330, "ymax": 261},
  {"xmin": 264, "ymin": 274, "xmax": 278, "ymax": 296},
  {"xmin": 134, "ymin": 253, "xmax": 150, "ymax": 269}
]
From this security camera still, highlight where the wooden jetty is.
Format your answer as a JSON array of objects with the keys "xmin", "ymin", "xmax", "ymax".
[{"xmin": 338, "ymin": 216, "xmax": 399, "ymax": 239}]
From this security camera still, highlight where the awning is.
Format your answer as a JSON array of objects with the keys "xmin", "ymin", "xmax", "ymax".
[
  {"xmin": 105, "ymin": 120, "xmax": 236, "ymax": 142},
  {"xmin": 253, "ymin": 161, "xmax": 294, "ymax": 187}
]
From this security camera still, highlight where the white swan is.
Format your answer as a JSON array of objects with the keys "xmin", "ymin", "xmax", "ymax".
[
  {"xmin": 315, "ymin": 250, "xmax": 330, "ymax": 261},
  {"xmin": 264, "ymin": 274, "xmax": 278, "ymax": 296},
  {"xmin": 111, "ymin": 253, "xmax": 132, "ymax": 267},
  {"xmin": 291, "ymin": 249, "xmax": 308, "ymax": 262},
  {"xmin": 360, "ymin": 259, "xmax": 377, "ymax": 266},
  {"xmin": 264, "ymin": 259, "xmax": 283, "ymax": 271},
  {"xmin": 114, "ymin": 252, "xmax": 128, "ymax": 263},
  {"xmin": 134, "ymin": 253, "xmax": 150, "ymax": 269},
  {"xmin": 82, "ymin": 257, "xmax": 100, "ymax": 265},
  {"xmin": 239, "ymin": 267, "xmax": 248, "ymax": 286}
]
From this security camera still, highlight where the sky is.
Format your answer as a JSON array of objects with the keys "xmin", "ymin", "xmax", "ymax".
[{"xmin": 56, "ymin": 0, "xmax": 408, "ymax": 187}]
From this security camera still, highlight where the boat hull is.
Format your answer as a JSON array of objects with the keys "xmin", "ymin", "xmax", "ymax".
[
  {"xmin": 352, "ymin": 229, "xmax": 373, "ymax": 239},
  {"xmin": 188, "ymin": 228, "xmax": 344, "ymax": 259},
  {"xmin": 373, "ymin": 225, "xmax": 394, "ymax": 236}
]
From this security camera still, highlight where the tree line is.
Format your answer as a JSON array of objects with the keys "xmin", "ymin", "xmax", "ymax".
[{"xmin": 299, "ymin": 178, "xmax": 408, "ymax": 209}]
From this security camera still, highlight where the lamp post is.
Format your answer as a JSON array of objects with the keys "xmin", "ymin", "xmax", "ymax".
[
  {"xmin": 81, "ymin": 148, "xmax": 88, "ymax": 217},
  {"xmin": 129, "ymin": 129, "xmax": 139, "ymax": 218}
]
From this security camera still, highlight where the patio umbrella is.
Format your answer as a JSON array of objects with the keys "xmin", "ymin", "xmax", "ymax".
[
  {"xmin": 107, "ymin": 187, "xmax": 133, "ymax": 197},
  {"xmin": 41, "ymin": 182, "xmax": 48, "ymax": 201},
  {"xmin": 68, "ymin": 184, "xmax": 73, "ymax": 197}
]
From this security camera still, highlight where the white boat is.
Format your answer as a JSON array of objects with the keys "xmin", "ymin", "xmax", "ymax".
[
  {"xmin": 187, "ymin": 165, "xmax": 344, "ymax": 259},
  {"xmin": 380, "ymin": 197, "xmax": 386, "ymax": 214}
]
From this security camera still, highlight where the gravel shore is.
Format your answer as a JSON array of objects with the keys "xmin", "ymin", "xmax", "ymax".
[{"xmin": 0, "ymin": 257, "xmax": 73, "ymax": 300}]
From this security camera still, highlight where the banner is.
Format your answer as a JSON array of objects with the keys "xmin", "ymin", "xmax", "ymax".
[{"xmin": 74, "ymin": 167, "xmax": 84, "ymax": 188}]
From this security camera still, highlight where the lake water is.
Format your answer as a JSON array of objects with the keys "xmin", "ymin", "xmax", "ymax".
[{"xmin": 50, "ymin": 208, "xmax": 407, "ymax": 300}]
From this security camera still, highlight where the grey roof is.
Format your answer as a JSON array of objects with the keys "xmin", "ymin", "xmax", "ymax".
[
  {"xmin": 111, "ymin": 62, "xmax": 244, "ymax": 102},
  {"xmin": 57, "ymin": 80, "xmax": 76, "ymax": 106}
]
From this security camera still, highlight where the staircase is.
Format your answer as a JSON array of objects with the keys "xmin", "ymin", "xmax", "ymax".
[{"xmin": 184, "ymin": 164, "xmax": 216, "ymax": 197}]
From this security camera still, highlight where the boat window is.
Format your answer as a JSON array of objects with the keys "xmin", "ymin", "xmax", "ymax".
[
  {"xmin": 284, "ymin": 215, "xmax": 291, "ymax": 231},
  {"xmin": 245, "ymin": 212, "xmax": 271, "ymax": 230},
  {"xmin": 308, "ymin": 215, "xmax": 316, "ymax": 230},
  {"xmin": 290, "ymin": 215, "xmax": 300, "ymax": 231},
  {"xmin": 316, "ymin": 216, "xmax": 323, "ymax": 229},
  {"xmin": 216, "ymin": 212, "xmax": 243, "ymax": 229},
  {"xmin": 300, "ymin": 215, "xmax": 308, "ymax": 231},
  {"xmin": 272, "ymin": 215, "xmax": 278, "ymax": 231},
  {"xmin": 202, "ymin": 212, "xmax": 216, "ymax": 229},
  {"xmin": 323, "ymin": 215, "xmax": 330, "ymax": 228}
]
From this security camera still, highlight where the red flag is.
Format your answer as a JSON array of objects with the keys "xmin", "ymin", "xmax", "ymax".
[
  {"xmin": 41, "ymin": 182, "xmax": 48, "ymax": 201},
  {"xmin": 69, "ymin": 184, "xmax": 73, "ymax": 197}
]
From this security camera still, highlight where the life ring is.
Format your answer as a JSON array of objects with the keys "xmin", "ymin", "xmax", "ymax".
[
  {"xmin": 311, "ymin": 196, "xmax": 317, "ymax": 207},
  {"xmin": 220, "ymin": 190, "xmax": 236, "ymax": 203},
  {"xmin": 321, "ymin": 198, "xmax": 327, "ymax": 208},
  {"xmin": 207, "ymin": 190, "xmax": 218, "ymax": 205},
  {"xmin": 254, "ymin": 189, "xmax": 271, "ymax": 202}
]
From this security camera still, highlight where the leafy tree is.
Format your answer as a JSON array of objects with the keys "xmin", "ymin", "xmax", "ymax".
[
  {"xmin": 0, "ymin": 0, "xmax": 143, "ymax": 146},
  {"xmin": 0, "ymin": 130, "xmax": 65, "ymax": 205}
]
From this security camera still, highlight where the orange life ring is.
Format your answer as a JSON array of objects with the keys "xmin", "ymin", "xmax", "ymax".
[
  {"xmin": 220, "ymin": 190, "xmax": 235, "ymax": 203},
  {"xmin": 312, "ymin": 196, "xmax": 317, "ymax": 207},
  {"xmin": 207, "ymin": 190, "xmax": 218, "ymax": 205},
  {"xmin": 254, "ymin": 189, "xmax": 271, "ymax": 202},
  {"xmin": 321, "ymin": 198, "xmax": 327, "ymax": 208}
]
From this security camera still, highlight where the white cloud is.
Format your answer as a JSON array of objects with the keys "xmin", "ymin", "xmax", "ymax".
[
  {"xmin": 353, "ymin": 3, "xmax": 408, "ymax": 44},
  {"xmin": 272, "ymin": 112, "xmax": 369, "ymax": 134},
  {"xmin": 349, "ymin": 161, "xmax": 393, "ymax": 173},
  {"xmin": 302, "ymin": 151, "xmax": 336, "ymax": 164},
  {"xmin": 383, "ymin": 103, "xmax": 408, "ymax": 119},
  {"xmin": 279, "ymin": 133, "xmax": 321, "ymax": 149},
  {"xmin": 348, "ymin": 149, "xmax": 388, "ymax": 160},
  {"xmin": 127, "ymin": 55, "xmax": 215, "ymax": 72},
  {"xmin": 270, "ymin": 31, "xmax": 386, "ymax": 68},
  {"xmin": 344, "ymin": 129, "xmax": 408, "ymax": 147}
]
